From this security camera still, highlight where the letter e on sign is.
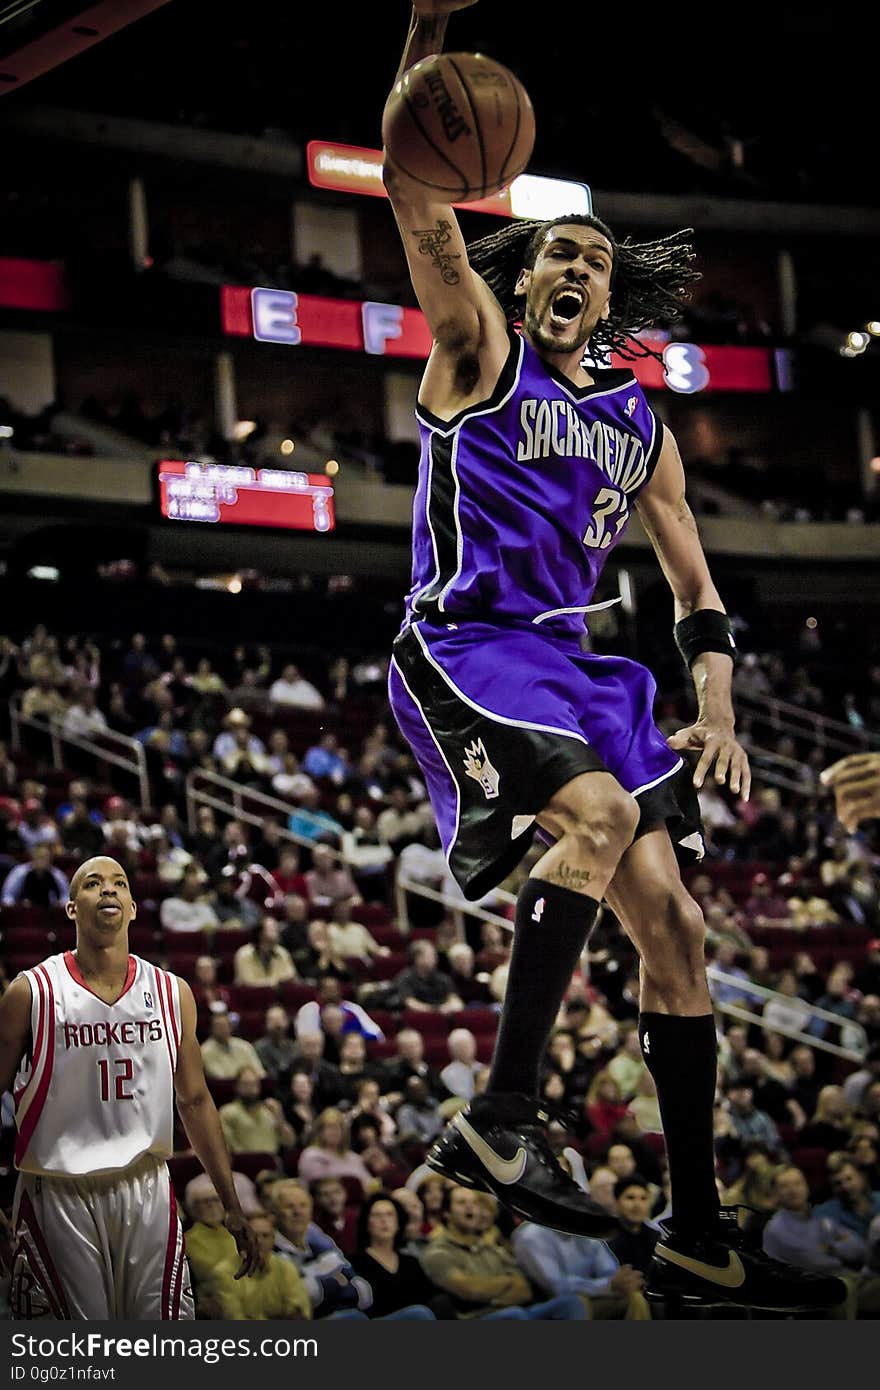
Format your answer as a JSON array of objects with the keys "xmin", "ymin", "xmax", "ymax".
[
  {"xmin": 362, "ymin": 301, "xmax": 404, "ymax": 356},
  {"xmin": 252, "ymin": 288, "xmax": 302, "ymax": 345}
]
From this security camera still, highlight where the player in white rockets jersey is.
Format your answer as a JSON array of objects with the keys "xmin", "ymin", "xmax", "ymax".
[{"xmin": 0, "ymin": 855, "xmax": 260, "ymax": 1319}]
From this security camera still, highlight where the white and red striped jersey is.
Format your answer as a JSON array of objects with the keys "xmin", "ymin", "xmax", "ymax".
[{"xmin": 14, "ymin": 952, "xmax": 182, "ymax": 1177}]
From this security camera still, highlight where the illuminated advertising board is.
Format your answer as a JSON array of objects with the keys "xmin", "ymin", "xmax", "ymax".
[
  {"xmin": 221, "ymin": 286, "xmax": 778, "ymax": 394},
  {"xmin": 306, "ymin": 140, "xmax": 592, "ymax": 220},
  {"xmin": 0, "ymin": 258, "xmax": 70, "ymax": 312},
  {"xmin": 156, "ymin": 459, "xmax": 335, "ymax": 532}
]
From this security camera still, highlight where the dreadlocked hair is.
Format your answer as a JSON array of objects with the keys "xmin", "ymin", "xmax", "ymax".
[{"xmin": 467, "ymin": 214, "xmax": 700, "ymax": 362}]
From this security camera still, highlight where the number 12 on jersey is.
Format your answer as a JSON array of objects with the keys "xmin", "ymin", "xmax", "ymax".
[
  {"xmin": 583, "ymin": 485, "xmax": 628, "ymax": 550},
  {"xmin": 98, "ymin": 1057, "xmax": 135, "ymax": 1101}
]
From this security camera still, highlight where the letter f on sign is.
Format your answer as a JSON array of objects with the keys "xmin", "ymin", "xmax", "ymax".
[{"xmin": 362, "ymin": 302, "xmax": 404, "ymax": 355}]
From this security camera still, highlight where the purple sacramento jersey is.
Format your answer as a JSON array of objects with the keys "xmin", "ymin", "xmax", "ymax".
[
  {"xmin": 390, "ymin": 329, "xmax": 704, "ymax": 900},
  {"xmin": 405, "ymin": 329, "xmax": 663, "ymax": 637}
]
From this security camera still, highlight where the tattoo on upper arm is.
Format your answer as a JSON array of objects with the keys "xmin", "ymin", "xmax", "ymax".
[{"xmin": 411, "ymin": 220, "xmax": 461, "ymax": 285}]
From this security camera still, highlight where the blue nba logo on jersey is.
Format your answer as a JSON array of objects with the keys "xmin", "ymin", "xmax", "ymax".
[{"xmin": 144, "ymin": 991, "xmax": 153, "ymax": 1010}]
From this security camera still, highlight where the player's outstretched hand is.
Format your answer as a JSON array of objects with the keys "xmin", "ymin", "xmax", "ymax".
[
  {"xmin": 667, "ymin": 720, "xmax": 751, "ymax": 801},
  {"xmin": 413, "ymin": 1, "xmax": 479, "ymax": 15},
  {"xmin": 820, "ymin": 751, "xmax": 880, "ymax": 831},
  {"xmin": 225, "ymin": 1210, "xmax": 263, "ymax": 1278}
]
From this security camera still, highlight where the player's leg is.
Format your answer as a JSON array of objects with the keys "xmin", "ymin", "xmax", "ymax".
[
  {"xmin": 11, "ymin": 1175, "xmax": 113, "ymax": 1320},
  {"xmin": 114, "ymin": 1159, "xmax": 194, "ymax": 1320},
  {"xmin": 488, "ymin": 769, "xmax": 640, "ymax": 1095},
  {"xmin": 428, "ymin": 771, "xmax": 636, "ymax": 1236},
  {"xmin": 606, "ymin": 829, "xmax": 847, "ymax": 1311}
]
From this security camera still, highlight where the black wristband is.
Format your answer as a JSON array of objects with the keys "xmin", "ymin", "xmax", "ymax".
[{"xmin": 674, "ymin": 610, "xmax": 736, "ymax": 668}]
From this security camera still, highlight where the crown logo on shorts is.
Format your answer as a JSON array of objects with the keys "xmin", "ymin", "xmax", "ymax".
[{"xmin": 463, "ymin": 739, "xmax": 500, "ymax": 799}]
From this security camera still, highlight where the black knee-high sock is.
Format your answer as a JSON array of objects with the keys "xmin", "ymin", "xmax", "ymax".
[
  {"xmin": 638, "ymin": 1012, "xmax": 720, "ymax": 1239},
  {"xmin": 486, "ymin": 878, "xmax": 599, "ymax": 1097}
]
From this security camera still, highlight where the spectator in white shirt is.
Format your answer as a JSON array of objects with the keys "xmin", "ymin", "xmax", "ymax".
[
  {"xmin": 159, "ymin": 862, "xmax": 221, "ymax": 934},
  {"xmin": 326, "ymin": 898, "xmax": 390, "ymax": 966},
  {"xmin": 440, "ymin": 1029, "xmax": 482, "ymax": 1102},
  {"xmin": 268, "ymin": 664, "xmax": 325, "ymax": 711},
  {"xmin": 62, "ymin": 689, "xmax": 108, "ymax": 739},
  {"xmin": 212, "ymin": 708, "xmax": 266, "ymax": 764}
]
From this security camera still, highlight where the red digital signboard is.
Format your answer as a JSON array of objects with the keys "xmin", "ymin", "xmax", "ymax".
[
  {"xmin": 157, "ymin": 460, "xmax": 335, "ymax": 532},
  {"xmin": 0, "ymin": 258, "xmax": 69, "ymax": 312},
  {"xmin": 221, "ymin": 285, "xmax": 777, "ymax": 394}
]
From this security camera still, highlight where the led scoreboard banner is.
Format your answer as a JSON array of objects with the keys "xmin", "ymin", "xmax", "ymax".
[
  {"xmin": 156, "ymin": 460, "xmax": 335, "ymax": 532},
  {"xmin": 221, "ymin": 286, "xmax": 780, "ymax": 394}
]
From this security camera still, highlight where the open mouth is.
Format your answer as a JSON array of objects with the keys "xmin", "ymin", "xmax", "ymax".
[
  {"xmin": 98, "ymin": 903, "xmax": 122, "ymax": 913},
  {"xmin": 549, "ymin": 287, "xmax": 585, "ymax": 327}
]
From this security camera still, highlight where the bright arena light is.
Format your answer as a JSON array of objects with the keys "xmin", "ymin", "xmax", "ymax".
[
  {"xmin": 508, "ymin": 172, "xmax": 592, "ymax": 220},
  {"xmin": 280, "ymin": 438, "xmax": 295, "ymax": 455},
  {"xmin": 847, "ymin": 331, "xmax": 869, "ymax": 351},
  {"xmin": 227, "ymin": 576, "xmax": 242, "ymax": 594},
  {"xmin": 325, "ymin": 460, "xmax": 339, "ymax": 477},
  {"xmin": 867, "ymin": 321, "xmax": 880, "ymax": 336}
]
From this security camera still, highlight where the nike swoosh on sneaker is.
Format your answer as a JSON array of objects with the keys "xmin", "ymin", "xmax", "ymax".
[
  {"xmin": 655, "ymin": 1243, "xmax": 747, "ymax": 1289},
  {"xmin": 453, "ymin": 1113, "xmax": 528, "ymax": 1185}
]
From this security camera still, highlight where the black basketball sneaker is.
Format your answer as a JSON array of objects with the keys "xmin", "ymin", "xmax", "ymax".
[
  {"xmin": 425, "ymin": 1093, "xmax": 620, "ymax": 1238},
  {"xmin": 646, "ymin": 1208, "xmax": 849, "ymax": 1312}
]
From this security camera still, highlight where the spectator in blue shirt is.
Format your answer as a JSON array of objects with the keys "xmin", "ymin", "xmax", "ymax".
[
  {"xmin": 512, "ymin": 1220, "xmax": 650, "ymax": 1319},
  {"xmin": 268, "ymin": 1178, "xmax": 372, "ymax": 1320},
  {"xmin": 815, "ymin": 1157, "xmax": 880, "ymax": 1241},
  {"xmin": 302, "ymin": 733, "xmax": 350, "ymax": 785},
  {"xmin": 2, "ymin": 844, "xmax": 69, "ymax": 907},
  {"xmin": 763, "ymin": 1165, "xmax": 864, "ymax": 1316}
]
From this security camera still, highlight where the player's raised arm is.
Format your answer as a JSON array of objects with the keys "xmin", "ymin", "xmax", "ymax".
[
  {"xmin": 383, "ymin": 3, "xmax": 503, "ymax": 376},
  {"xmin": 636, "ymin": 425, "xmax": 751, "ymax": 800},
  {"xmin": 172, "ymin": 978, "xmax": 261, "ymax": 1276}
]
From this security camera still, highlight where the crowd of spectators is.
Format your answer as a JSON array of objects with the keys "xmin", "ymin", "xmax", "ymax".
[{"xmin": 0, "ymin": 618, "xmax": 878, "ymax": 1319}]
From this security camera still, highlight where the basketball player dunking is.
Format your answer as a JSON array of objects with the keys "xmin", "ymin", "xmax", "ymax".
[
  {"xmin": 0, "ymin": 856, "xmax": 260, "ymax": 1319},
  {"xmin": 383, "ymin": 2, "xmax": 844, "ymax": 1310}
]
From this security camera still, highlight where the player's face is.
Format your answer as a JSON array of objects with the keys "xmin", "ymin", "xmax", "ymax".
[
  {"xmin": 67, "ymin": 858, "xmax": 136, "ymax": 935},
  {"xmin": 516, "ymin": 225, "xmax": 613, "ymax": 356}
]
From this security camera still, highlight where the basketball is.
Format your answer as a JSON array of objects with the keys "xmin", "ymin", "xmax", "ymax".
[{"xmin": 382, "ymin": 51, "xmax": 535, "ymax": 203}]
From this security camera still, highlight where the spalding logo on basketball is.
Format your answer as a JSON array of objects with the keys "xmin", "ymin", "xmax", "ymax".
[{"xmin": 382, "ymin": 52, "xmax": 536, "ymax": 203}]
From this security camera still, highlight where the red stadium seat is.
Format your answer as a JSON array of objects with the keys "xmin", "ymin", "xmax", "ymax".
[
  {"xmin": 449, "ymin": 1007, "xmax": 500, "ymax": 1033},
  {"xmin": 227, "ymin": 984, "xmax": 278, "ymax": 1012},
  {"xmin": 424, "ymin": 1037, "xmax": 450, "ymax": 1064},
  {"xmin": 371, "ymin": 926, "xmax": 405, "ymax": 949},
  {"xmin": 277, "ymin": 981, "xmax": 318, "ymax": 1010},
  {"xmin": 167, "ymin": 1152, "xmax": 203, "ymax": 1194},
  {"xmin": 207, "ymin": 1077, "xmax": 238, "ymax": 1107},
  {"xmin": 236, "ymin": 1010, "xmax": 266, "ymax": 1040},
  {"xmin": 366, "ymin": 1040, "xmax": 398, "ymax": 1062},
  {"xmin": 350, "ymin": 903, "xmax": 391, "ymax": 928},
  {"xmin": 1, "ymin": 905, "xmax": 54, "ymax": 929},
  {"xmin": 212, "ymin": 928, "xmax": 247, "ymax": 959},
  {"xmin": 473, "ymin": 1032, "xmax": 497, "ymax": 1062},
  {"xmin": 401, "ymin": 1010, "xmax": 449, "ymax": 1035},
  {"xmin": 230, "ymin": 1152, "xmax": 282, "ymax": 1182},
  {"xmin": 161, "ymin": 953, "xmax": 200, "ymax": 982},
  {"xmin": 367, "ymin": 951, "xmax": 407, "ymax": 981}
]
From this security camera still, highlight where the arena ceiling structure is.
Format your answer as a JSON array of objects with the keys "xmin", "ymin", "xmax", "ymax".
[{"xmin": 0, "ymin": 0, "xmax": 169, "ymax": 93}]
